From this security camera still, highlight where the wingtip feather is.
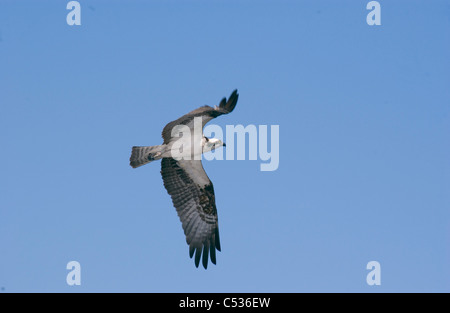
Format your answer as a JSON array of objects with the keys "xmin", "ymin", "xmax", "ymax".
[
  {"xmin": 194, "ymin": 247, "xmax": 201, "ymax": 268},
  {"xmin": 215, "ymin": 227, "xmax": 221, "ymax": 252},
  {"xmin": 219, "ymin": 89, "xmax": 239, "ymax": 114},
  {"xmin": 202, "ymin": 244, "xmax": 209, "ymax": 269}
]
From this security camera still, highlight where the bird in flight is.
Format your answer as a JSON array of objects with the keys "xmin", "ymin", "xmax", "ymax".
[{"xmin": 130, "ymin": 90, "xmax": 239, "ymax": 269}]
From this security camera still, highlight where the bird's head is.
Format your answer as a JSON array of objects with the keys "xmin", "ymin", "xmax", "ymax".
[{"xmin": 203, "ymin": 137, "xmax": 225, "ymax": 153}]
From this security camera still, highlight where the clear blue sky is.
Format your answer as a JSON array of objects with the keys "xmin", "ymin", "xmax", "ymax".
[{"xmin": 0, "ymin": 0, "xmax": 449, "ymax": 292}]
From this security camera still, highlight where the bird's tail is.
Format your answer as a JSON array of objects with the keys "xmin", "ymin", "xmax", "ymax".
[{"xmin": 130, "ymin": 145, "xmax": 165, "ymax": 168}]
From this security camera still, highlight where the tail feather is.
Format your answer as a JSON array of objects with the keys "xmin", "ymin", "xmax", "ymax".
[{"xmin": 130, "ymin": 145, "xmax": 164, "ymax": 168}]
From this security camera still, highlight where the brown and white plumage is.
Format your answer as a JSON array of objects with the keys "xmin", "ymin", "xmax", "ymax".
[
  {"xmin": 161, "ymin": 90, "xmax": 239, "ymax": 144},
  {"xmin": 130, "ymin": 90, "xmax": 238, "ymax": 269},
  {"xmin": 161, "ymin": 158, "xmax": 220, "ymax": 268}
]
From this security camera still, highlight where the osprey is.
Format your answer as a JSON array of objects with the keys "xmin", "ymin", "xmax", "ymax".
[{"xmin": 129, "ymin": 90, "xmax": 239, "ymax": 269}]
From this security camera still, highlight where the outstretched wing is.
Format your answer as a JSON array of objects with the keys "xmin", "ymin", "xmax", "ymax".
[
  {"xmin": 162, "ymin": 89, "xmax": 239, "ymax": 144},
  {"xmin": 160, "ymin": 157, "xmax": 221, "ymax": 269}
]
